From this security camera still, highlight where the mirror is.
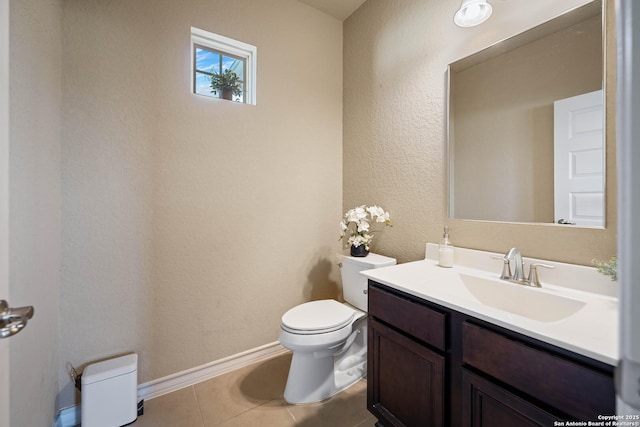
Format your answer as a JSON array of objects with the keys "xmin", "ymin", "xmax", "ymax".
[{"xmin": 448, "ymin": 0, "xmax": 605, "ymax": 228}]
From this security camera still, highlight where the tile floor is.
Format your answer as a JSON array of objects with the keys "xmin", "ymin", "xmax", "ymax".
[{"xmin": 130, "ymin": 353, "xmax": 378, "ymax": 427}]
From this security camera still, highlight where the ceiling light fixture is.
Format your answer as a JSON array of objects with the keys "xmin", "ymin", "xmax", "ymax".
[{"xmin": 454, "ymin": 0, "xmax": 493, "ymax": 27}]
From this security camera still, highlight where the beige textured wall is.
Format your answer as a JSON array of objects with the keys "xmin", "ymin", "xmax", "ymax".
[
  {"xmin": 344, "ymin": 0, "xmax": 616, "ymax": 266},
  {"xmin": 9, "ymin": 0, "xmax": 63, "ymax": 424},
  {"xmin": 0, "ymin": 1, "xmax": 8, "ymax": 423},
  {"xmin": 60, "ymin": 0, "xmax": 342, "ymax": 401},
  {"xmin": 452, "ymin": 15, "xmax": 602, "ymax": 223}
]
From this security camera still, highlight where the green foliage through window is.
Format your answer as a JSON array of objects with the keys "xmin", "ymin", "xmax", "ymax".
[{"xmin": 194, "ymin": 45, "xmax": 245, "ymax": 103}]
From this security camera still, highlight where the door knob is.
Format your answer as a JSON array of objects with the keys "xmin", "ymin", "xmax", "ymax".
[{"xmin": 0, "ymin": 300, "xmax": 34, "ymax": 339}]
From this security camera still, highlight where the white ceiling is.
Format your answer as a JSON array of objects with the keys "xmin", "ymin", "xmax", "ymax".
[{"xmin": 297, "ymin": 0, "xmax": 368, "ymax": 21}]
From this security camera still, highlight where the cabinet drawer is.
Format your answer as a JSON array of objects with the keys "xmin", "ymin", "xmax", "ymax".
[
  {"xmin": 368, "ymin": 284, "xmax": 446, "ymax": 351},
  {"xmin": 462, "ymin": 322, "xmax": 615, "ymax": 421}
]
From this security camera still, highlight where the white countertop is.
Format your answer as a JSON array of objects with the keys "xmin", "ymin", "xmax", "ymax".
[{"xmin": 361, "ymin": 254, "xmax": 618, "ymax": 366}]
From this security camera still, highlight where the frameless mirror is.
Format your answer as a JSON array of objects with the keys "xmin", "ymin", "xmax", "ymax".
[{"xmin": 447, "ymin": 0, "xmax": 605, "ymax": 228}]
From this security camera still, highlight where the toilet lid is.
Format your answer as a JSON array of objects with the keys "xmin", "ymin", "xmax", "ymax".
[{"xmin": 281, "ymin": 300, "xmax": 356, "ymax": 334}]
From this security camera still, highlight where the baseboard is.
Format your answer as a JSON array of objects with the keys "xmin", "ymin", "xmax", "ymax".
[
  {"xmin": 137, "ymin": 341, "xmax": 288, "ymax": 400},
  {"xmin": 54, "ymin": 342, "xmax": 289, "ymax": 427}
]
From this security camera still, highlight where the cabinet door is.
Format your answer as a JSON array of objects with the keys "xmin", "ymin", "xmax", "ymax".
[
  {"xmin": 462, "ymin": 370, "xmax": 560, "ymax": 427},
  {"xmin": 368, "ymin": 318, "xmax": 445, "ymax": 427}
]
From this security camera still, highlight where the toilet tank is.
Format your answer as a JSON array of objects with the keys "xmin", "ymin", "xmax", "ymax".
[{"xmin": 341, "ymin": 253, "xmax": 396, "ymax": 311}]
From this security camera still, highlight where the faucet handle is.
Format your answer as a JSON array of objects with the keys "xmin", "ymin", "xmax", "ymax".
[
  {"xmin": 491, "ymin": 255, "xmax": 512, "ymax": 280},
  {"xmin": 526, "ymin": 263, "xmax": 555, "ymax": 287}
]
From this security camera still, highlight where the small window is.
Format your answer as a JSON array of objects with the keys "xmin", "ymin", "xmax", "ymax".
[{"xmin": 191, "ymin": 27, "xmax": 257, "ymax": 105}]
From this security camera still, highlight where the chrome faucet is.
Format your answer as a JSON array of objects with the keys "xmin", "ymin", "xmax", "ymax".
[
  {"xmin": 505, "ymin": 247, "xmax": 525, "ymax": 282},
  {"xmin": 493, "ymin": 248, "xmax": 554, "ymax": 287}
]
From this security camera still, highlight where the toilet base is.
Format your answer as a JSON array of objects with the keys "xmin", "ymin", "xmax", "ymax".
[
  {"xmin": 283, "ymin": 320, "xmax": 367, "ymax": 404},
  {"xmin": 284, "ymin": 350, "xmax": 336, "ymax": 404}
]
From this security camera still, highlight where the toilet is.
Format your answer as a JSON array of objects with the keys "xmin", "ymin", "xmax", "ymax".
[{"xmin": 279, "ymin": 253, "xmax": 396, "ymax": 404}]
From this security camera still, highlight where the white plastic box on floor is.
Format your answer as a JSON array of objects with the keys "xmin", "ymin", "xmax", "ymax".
[{"xmin": 81, "ymin": 353, "xmax": 138, "ymax": 427}]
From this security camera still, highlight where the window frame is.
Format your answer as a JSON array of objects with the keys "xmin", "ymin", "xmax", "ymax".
[{"xmin": 190, "ymin": 27, "xmax": 257, "ymax": 105}]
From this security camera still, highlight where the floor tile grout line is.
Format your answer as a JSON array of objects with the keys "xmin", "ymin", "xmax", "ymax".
[
  {"xmin": 224, "ymin": 397, "xmax": 292, "ymax": 425},
  {"xmin": 191, "ymin": 384, "xmax": 207, "ymax": 427},
  {"xmin": 283, "ymin": 398, "xmax": 299, "ymax": 423}
]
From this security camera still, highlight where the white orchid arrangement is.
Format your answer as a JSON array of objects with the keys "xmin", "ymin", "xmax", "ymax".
[{"xmin": 339, "ymin": 205, "xmax": 392, "ymax": 250}]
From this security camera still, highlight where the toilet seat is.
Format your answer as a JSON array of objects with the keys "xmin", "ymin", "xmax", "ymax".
[{"xmin": 281, "ymin": 300, "xmax": 356, "ymax": 335}]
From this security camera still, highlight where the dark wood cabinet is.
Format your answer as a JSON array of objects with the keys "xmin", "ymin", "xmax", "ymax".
[
  {"xmin": 462, "ymin": 370, "xmax": 559, "ymax": 427},
  {"xmin": 368, "ymin": 318, "xmax": 445, "ymax": 426},
  {"xmin": 462, "ymin": 322, "xmax": 615, "ymax": 421},
  {"xmin": 367, "ymin": 281, "xmax": 615, "ymax": 427}
]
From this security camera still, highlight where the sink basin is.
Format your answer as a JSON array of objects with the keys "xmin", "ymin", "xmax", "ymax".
[{"xmin": 460, "ymin": 273, "xmax": 586, "ymax": 322}]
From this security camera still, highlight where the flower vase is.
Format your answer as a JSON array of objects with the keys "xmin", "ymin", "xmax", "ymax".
[{"xmin": 350, "ymin": 244, "xmax": 369, "ymax": 257}]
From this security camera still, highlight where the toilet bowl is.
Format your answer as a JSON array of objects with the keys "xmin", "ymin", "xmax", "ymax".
[{"xmin": 279, "ymin": 253, "xmax": 396, "ymax": 404}]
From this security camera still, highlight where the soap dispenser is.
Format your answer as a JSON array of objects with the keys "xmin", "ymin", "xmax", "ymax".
[{"xmin": 439, "ymin": 226, "xmax": 454, "ymax": 268}]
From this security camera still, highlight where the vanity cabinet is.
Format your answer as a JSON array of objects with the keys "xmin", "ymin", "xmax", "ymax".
[
  {"xmin": 368, "ymin": 285, "xmax": 446, "ymax": 426},
  {"xmin": 367, "ymin": 281, "xmax": 615, "ymax": 427}
]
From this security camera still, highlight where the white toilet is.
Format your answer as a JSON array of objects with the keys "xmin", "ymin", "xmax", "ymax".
[{"xmin": 279, "ymin": 253, "xmax": 396, "ymax": 404}]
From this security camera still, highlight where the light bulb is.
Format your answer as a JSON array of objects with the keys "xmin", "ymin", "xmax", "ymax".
[
  {"xmin": 454, "ymin": 0, "xmax": 493, "ymax": 27},
  {"xmin": 465, "ymin": 4, "xmax": 481, "ymax": 20}
]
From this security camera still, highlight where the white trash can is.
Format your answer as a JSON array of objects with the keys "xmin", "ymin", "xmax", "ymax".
[{"xmin": 81, "ymin": 353, "xmax": 138, "ymax": 427}]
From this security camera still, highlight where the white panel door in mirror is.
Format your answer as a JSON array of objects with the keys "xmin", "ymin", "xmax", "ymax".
[{"xmin": 554, "ymin": 90, "xmax": 604, "ymax": 228}]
